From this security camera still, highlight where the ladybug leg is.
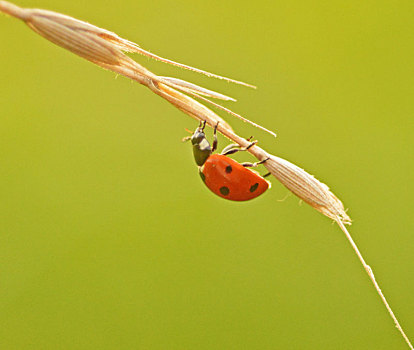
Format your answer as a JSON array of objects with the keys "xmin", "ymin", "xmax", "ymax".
[
  {"xmin": 244, "ymin": 141, "xmax": 258, "ymax": 150},
  {"xmin": 241, "ymin": 157, "xmax": 270, "ymax": 168},
  {"xmin": 221, "ymin": 141, "xmax": 258, "ymax": 156},
  {"xmin": 263, "ymin": 172, "xmax": 271, "ymax": 178},
  {"xmin": 211, "ymin": 122, "xmax": 219, "ymax": 152},
  {"xmin": 220, "ymin": 143, "xmax": 240, "ymax": 155}
]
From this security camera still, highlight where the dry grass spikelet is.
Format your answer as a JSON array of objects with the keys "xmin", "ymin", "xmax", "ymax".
[
  {"xmin": 264, "ymin": 155, "xmax": 351, "ymax": 224},
  {"xmin": 0, "ymin": 1, "xmax": 354, "ymax": 226}
]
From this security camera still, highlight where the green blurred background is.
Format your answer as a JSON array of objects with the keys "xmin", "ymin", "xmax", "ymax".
[{"xmin": 1, "ymin": 0, "xmax": 413, "ymax": 349}]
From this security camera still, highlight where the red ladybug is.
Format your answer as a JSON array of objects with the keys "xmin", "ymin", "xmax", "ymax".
[{"xmin": 186, "ymin": 121, "xmax": 271, "ymax": 201}]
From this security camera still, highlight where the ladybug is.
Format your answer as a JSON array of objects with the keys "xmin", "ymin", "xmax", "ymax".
[{"xmin": 186, "ymin": 121, "xmax": 271, "ymax": 201}]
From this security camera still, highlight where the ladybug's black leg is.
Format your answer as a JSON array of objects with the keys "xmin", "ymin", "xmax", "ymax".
[
  {"xmin": 244, "ymin": 140, "xmax": 257, "ymax": 150},
  {"xmin": 263, "ymin": 172, "xmax": 271, "ymax": 178},
  {"xmin": 221, "ymin": 141, "xmax": 258, "ymax": 156},
  {"xmin": 220, "ymin": 143, "xmax": 239, "ymax": 155},
  {"xmin": 241, "ymin": 157, "xmax": 270, "ymax": 168},
  {"xmin": 211, "ymin": 122, "xmax": 219, "ymax": 152}
]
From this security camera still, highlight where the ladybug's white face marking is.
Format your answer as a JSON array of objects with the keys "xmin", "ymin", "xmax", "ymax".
[{"xmin": 198, "ymin": 138, "xmax": 210, "ymax": 151}]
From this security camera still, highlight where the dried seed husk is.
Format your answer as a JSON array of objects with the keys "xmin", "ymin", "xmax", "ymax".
[{"xmin": 264, "ymin": 155, "xmax": 351, "ymax": 224}]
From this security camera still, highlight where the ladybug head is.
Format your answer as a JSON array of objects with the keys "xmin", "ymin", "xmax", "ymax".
[
  {"xmin": 191, "ymin": 121, "xmax": 207, "ymax": 145},
  {"xmin": 191, "ymin": 121, "xmax": 213, "ymax": 166}
]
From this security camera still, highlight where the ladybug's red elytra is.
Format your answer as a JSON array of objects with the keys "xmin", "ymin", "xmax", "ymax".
[{"xmin": 186, "ymin": 121, "xmax": 271, "ymax": 201}]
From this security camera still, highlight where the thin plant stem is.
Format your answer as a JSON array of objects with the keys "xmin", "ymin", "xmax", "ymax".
[{"xmin": 336, "ymin": 217, "xmax": 413, "ymax": 349}]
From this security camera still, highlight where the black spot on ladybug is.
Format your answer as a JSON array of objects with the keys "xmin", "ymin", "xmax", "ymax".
[
  {"xmin": 219, "ymin": 186, "xmax": 230, "ymax": 196},
  {"xmin": 250, "ymin": 183, "xmax": 259, "ymax": 192},
  {"xmin": 199, "ymin": 172, "xmax": 206, "ymax": 182},
  {"xmin": 225, "ymin": 165, "xmax": 232, "ymax": 173}
]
